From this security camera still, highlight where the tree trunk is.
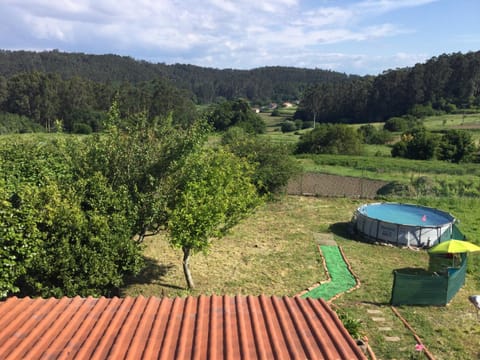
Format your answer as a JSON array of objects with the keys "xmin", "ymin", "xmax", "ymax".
[{"xmin": 182, "ymin": 246, "xmax": 195, "ymax": 289}]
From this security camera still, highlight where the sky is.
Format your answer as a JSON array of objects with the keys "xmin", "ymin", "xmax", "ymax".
[{"xmin": 1, "ymin": 0, "xmax": 479, "ymax": 75}]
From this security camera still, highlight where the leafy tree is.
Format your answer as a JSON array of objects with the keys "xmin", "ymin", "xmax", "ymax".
[
  {"xmin": 383, "ymin": 115, "xmax": 423, "ymax": 132},
  {"xmin": 409, "ymin": 103, "xmax": 438, "ymax": 118},
  {"xmin": 0, "ymin": 136, "xmax": 143, "ymax": 298},
  {"xmin": 296, "ymin": 124, "xmax": 364, "ymax": 155},
  {"xmin": 20, "ymin": 175, "xmax": 142, "ymax": 297},
  {"xmin": 144, "ymin": 79, "xmax": 198, "ymax": 127},
  {"xmin": 357, "ymin": 124, "xmax": 393, "ymax": 144},
  {"xmin": 391, "ymin": 128, "xmax": 438, "ymax": 160},
  {"xmin": 300, "ymin": 84, "xmax": 330, "ymax": 127},
  {"xmin": 0, "ymin": 75, "xmax": 7, "ymax": 106},
  {"xmin": 206, "ymin": 99, "xmax": 266, "ymax": 134},
  {"xmin": 0, "ymin": 181, "xmax": 41, "ymax": 298},
  {"xmin": 438, "ymin": 129, "xmax": 476, "ymax": 163},
  {"xmin": 80, "ymin": 105, "xmax": 208, "ymax": 241},
  {"xmin": 168, "ymin": 148, "xmax": 260, "ymax": 289},
  {"xmin": 221, "ymin": 127, "xmax": 300, "ymax": 195},
  {"xmin": 390, "ymin": 140, "xmax": 408, "ymax": 158},
  {"xmin": 281, "ymin": 120, "xmax": 297, "ymax": 133},
  {"xmin": 0, "ymin": 112, "xmax": 45, "ymax": 134}
]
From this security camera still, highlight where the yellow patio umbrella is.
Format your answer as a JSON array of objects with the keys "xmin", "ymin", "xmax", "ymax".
[{"xmin": 428, "ymin": 239, "xmax": 480, "ymax": 254}]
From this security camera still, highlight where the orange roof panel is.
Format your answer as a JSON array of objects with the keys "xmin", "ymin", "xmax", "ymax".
[{"xmin": 0, "ymin": 295, "xmax": 367, "ymax": 360}]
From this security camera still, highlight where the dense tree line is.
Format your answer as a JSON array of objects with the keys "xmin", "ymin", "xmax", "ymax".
[
  {"xmin": 0, "ymin": 50, "xmax": 350, "ymax": 104},
  {"xmin": 0, "ymin": 71, "xmax": 197, "ymax": 133},
  {"xmin": 2, "ymin": 50, "xmax": 480, "ymax": 131},
  {"xmin": 296, "ymin": 51, "xmax": 480, "ymax": 123}
]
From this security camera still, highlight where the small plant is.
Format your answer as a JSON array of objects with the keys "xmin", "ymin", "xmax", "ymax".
[{"xmin": 335, "ymin": 309, "xmax": 362, "ymax": 339}]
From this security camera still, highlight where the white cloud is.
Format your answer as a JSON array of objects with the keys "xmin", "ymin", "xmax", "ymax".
[
  {"xmin": 0, "ymin": 0, "xmax": 447, "ymax": 74},
  {"xmin": 355, "ymin": 0, "xmax": 439, "ymax": 15}
]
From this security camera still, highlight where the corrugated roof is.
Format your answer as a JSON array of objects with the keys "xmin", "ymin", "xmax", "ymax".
[{"xmin": 0, "ymin": 295, "xmax": 367, "ymax": 360}]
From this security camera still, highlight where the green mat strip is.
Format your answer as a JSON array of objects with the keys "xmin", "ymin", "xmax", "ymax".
[{"xmin": 301, "ymin": 245, "xmax": 356, "ymax": 300}]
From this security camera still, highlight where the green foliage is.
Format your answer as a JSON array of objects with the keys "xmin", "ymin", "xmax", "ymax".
[
  {"xmin": 357, "ymin": 124, "xmax": 393, "ymax": 144},
  {"xmin": 296, "ymin": 124, "xmax": 364, "ymax": 155},
  {"xmin": 72, "ymin": 123, "xmax": 93, "ymax": 134},
  {"xmin": 222, "ymin": 127, "xmax": 300, "ymax": 195},
  {"xmin": 297, "ymin": 78, "xmax": 372, "ymax": 124},
  {"xmin": 335, "ymin": 308, "xmax": 362, "ymax": 339},
  {"xmin": 21, "ymin": 176, "xmax": 142, "ymax": 297},
  {"xmin": 409, "ymin": 103, "xmax": 439, "ymax": 118},
  {"xmin": 81, "ymin": 111, "xmax": 208, "ymax": 239},
  {"xmin": 169, "ymin": 148, "xmax": 259, "ymax": 251},
  {"xmin": 281, "ymin": 120, "xmax": 297, "ymax": 133},
  {"xmin": 0, "ymin": 68, "xmax": 198, "ymax": 134},
  {"xmin": 271, "ymin": 108, "xmax": 281, "ymax": 116},
  {"xmin": 206, "ymin": 99, "xmax": 266, "ymax": 134},
  {"xmin": 168, "ymin": 148, "xmax": 260, "ymax": 288},
  {"xmin": 0, "ymin": 137, "xmax": 144, "ymax": 298},
  {"xmin": 437, "ymin": 129, "xmax": 477, "ymax": 163},
  {"xmin": 0, "ymin": 50, "xmax": 350, "ymax": 104},
  {"xmin": 0, "ymin": 112, "xmax": 45, "ymax": 134},
  {"xmin": 0, "ymin": 182, "xmax": 42, "ymax": 298},
  {"xmin": 391, "ymin": 128, "xmax": 477, "ymax": 163},
  {"xmin": 383, "ymin": 116, "xmax": 422, "ymax": 132},
  {"xmin": 391, "ymin": 128, "xmax": 438, "ymax": 160}
]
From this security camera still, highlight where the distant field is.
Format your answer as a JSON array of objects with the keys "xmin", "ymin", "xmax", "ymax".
[
  {"xmin": 258, "ymin": 111, "xmax": 285, "ymax": 133},
  {"xmin": 423, "ymin": 113, "xmax": 480, "ymax": 130}
]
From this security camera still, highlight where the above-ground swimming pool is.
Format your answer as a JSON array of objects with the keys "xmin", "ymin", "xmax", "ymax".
[{"xmin": 354, "ymin": 203, "xmax": 455, "ymax": 248}]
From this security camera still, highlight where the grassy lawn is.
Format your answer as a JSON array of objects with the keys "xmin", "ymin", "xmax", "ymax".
[
  {"xmin": 122, "ymin": 195, "xmax": 480, "ymax": 359},
  {"xmin": 423, "ymin": 113, "xmax": 480, "ymax": 131}
]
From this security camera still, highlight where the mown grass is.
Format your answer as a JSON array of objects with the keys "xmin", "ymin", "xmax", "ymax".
[
  {"xmin": 122, "ymin": 196, "xmax": 338, "ymax": 298},
  {"xmin": 122, "ymin": 195, "xmax": 480, "ymax": 359}
]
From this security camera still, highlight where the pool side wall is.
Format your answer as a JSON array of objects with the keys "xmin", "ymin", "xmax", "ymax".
[{"xmin": 354, "ymin": 203, "xmax": 455, "ymax": 248}]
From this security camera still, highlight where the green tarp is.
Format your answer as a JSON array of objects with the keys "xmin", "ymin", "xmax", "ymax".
[{"xmin": 302, "ymin": 246, "xmax": 356, "ymax": 300}]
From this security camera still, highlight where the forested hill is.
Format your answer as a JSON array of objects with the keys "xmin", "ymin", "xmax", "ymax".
[
  {"xmin": 297, "ymin": 50, "xmax": 480, "ymax": 123},
  {"xmin": 2, "ymin": 49, "xmax": 480, "ymax": 132},
  {"xmin": 0, "ymin": 50, "xmax": 350, "ymax": 103}
]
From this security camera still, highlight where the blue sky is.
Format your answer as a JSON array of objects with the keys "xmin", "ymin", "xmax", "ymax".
[{"xmin": 1, "ymin": 0, "xmax": 479, "ymax": 75}]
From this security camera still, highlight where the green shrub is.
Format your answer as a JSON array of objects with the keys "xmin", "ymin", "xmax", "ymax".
[
  {"xmin": 281, "ymin": 120, "xmax": 297, "ymax": 133},
  {"xmin": 335, "ymin": 309, "xmax": 362, "ymax": 339},
  {"xmin": 0, "ymin": 112, "xmax": 45, "ymax": 134},
  {"xmin": 384, "ymin": 116, "xmax": 421, "ymax": 132},
  {"xmin": 0, "ymin": 136, "xmax": 143, "ymax": 298},
  {"xmin": 72, "ymin": 123, "xmax": 93, "ymax": 134},
  {"xmin": 296, "ymin": 124, "xmax": 364, "ymax": 155},
  {"xmin": 271, "ymin": 108, "xmax": 280, "ymax": 116},
  {"xmin": 302, "ymin": 121, "xmax": 314, "ymax": 129},
  {"xmin": 21, "ymin": 176, "xmax": 142, "ymax": 298},
  {"xmin": 222, "ymin": 127, "xmax": 300, "ymax": 195}
]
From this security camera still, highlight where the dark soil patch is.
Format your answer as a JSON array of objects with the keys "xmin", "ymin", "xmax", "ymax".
[{"xmin": 286, "ymin": 173, "xmax": 388, "ymax": 199}]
